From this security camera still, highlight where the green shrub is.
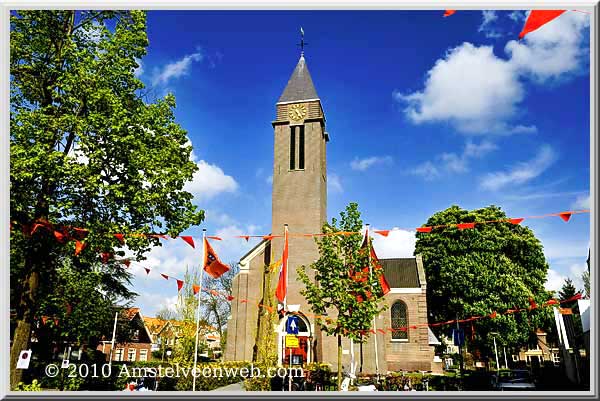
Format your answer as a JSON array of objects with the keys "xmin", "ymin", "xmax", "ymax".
[
  {"xmin": 14, "ymin": 380, "xmax": 42, "ymax": 391},
  {"xmin": 175, "ymin": 361, "xmax": 251, "ymax": 391}
]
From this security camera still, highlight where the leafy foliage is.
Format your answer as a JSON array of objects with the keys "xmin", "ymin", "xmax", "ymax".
[{"xmin": 415, "ymin": 205, "xmax": 554, "ymax": 355}]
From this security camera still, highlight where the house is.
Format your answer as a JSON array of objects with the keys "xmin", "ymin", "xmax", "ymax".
[
  {"xmin": 512, "ymin": 329, "xmax": 561, "ymax": 367},
  {"xmin": 97, "ymin": 307, "xmax": 153, "ymax": 362},
  {"xmin": 224, "ymin": 49, "xmax": 441, "ymax": 372}
]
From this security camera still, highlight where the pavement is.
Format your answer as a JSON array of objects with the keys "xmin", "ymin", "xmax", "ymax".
[{"xmin": 212, "ymin": 382, "xmax": 246, "ymax": 391}]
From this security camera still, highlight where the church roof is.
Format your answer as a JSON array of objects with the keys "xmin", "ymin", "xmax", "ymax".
[
  {"xmin": 380, "ymin": 258, "xmax": 420, "ymax": 288},
  {"xmin": 278, "ymin": 54, "xmax": 319, "ymax": 104}
]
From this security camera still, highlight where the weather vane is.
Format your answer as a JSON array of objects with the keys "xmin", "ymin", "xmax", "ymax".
[{"xmin": 298, "ymin": 27, "xmax": 307, "ymax": 55}]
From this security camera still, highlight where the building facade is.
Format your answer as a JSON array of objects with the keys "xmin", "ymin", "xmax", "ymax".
[{"xmin": 225, "ymin": 53, "xmax": 440, "ymax": 373}]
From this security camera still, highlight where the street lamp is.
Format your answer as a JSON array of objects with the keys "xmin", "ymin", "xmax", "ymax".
[{"xmin": 490, "ymin": 332, "xmax": 500, "ymax": 371}]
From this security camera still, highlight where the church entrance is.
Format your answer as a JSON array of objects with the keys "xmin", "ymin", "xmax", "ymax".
[{"xmin": 278, "ymin": 313, "xmax": 311, "ymax": 366}]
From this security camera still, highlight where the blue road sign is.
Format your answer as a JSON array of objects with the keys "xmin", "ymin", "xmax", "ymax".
[{"xmin": 286, "ymin": 316, "xmax": 299, "ymax": 335}]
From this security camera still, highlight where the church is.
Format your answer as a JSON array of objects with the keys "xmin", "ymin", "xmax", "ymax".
[{"xmin": 224, "ymin": 50, "xmax": 442, "ymax": 374}]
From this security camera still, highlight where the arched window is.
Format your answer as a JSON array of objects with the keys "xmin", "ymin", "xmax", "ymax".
[{"xmin": 391, "ymin": 301, "xmax": 408, "ymax": 341}]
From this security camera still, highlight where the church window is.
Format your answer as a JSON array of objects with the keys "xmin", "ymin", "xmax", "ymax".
[
  {"xmin": 290, "ymin": 126, "xmax": 296, "ymax": 170},
  {"xmin": 391, "ymin": 301, "xmax": 408, "ymax": 341},
  {"xmin": 298, "ymin": 125, "xmax": 305, "ymax": 169}
]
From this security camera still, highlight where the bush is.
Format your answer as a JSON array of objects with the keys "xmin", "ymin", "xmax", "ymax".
[
  {"xmin": 175, "ymin": 361, "xmax": 250, "ymax": 391},
  {"xmin": 14, "ymin": 380, "xmax": 42, "ymax": 391}
]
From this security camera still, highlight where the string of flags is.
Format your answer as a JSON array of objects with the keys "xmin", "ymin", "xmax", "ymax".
[{"xmin": 443, "ymin": 9, "xmax": 590, "ymax": 39}]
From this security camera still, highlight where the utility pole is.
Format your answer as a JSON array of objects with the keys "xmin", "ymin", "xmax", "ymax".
[{"xmin": 108, "ymin": 311, "xmax": 118, "ymax": 366}]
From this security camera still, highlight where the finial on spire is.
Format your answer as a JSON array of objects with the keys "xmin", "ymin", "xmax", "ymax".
[{"xmin": 298, "ymin": 27, "xmax": 307, "ymax": 56}]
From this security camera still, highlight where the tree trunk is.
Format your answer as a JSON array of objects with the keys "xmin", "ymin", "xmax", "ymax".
[
  {"xmin": 10, "ymin": 269, "xmax": 40, "ymax": 389},
  {"xmin": 337, "ymin": 334, "xmax": 342, "ymax": 390}
]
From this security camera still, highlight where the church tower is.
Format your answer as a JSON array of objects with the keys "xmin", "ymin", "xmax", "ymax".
[{"xmin": 271, "ymin": 53, "xmax": 329, "ymax": 308}]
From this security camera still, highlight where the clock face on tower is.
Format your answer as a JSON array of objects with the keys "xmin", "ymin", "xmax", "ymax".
[{"xmin": 288, "ymin": 103, "xmax": 307, "ymax": 122}]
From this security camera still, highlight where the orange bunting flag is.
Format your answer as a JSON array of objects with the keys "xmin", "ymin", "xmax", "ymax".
[
  {"xmin": 176, "ymin": 279, "xmax": 184, "ymax": 292},
  {"xmin": 519, "ymin": 10, "xmax": 566, "ymax": 39},
  {"xmin": 529, "ymin": 297, "xmax": 537, "ymax": 310},
  {"xmin": 74, "ymin": 240, "xmax": 86, "ymax": 256},
  {"xmin": 241, "ymin": 236, "xmax": 250, "ymax": 241},
  {"xmin": 559, "ymin": 212, "xmax": 572, "ymax": 222},
  {"xmin": 101, "ymin": 252, "xmax": 112, "ymax": 264},
  {"xmin": 207, "ymin": 236, "xmax": 222, "ymax": 241},
  {"xmin": 144, "ymin": 267, "xmax": 150, "ymax": 275},
  {"xmin": 123, "ymin": 259, "xmax": 131, "ymax": 268},
  {"xmin": 160, "ymin": 273, "xmax": 169, "ymax": 280},
  {"xmin": 444, "ymin": 10, "xmax": 456, "ymax": 17},
  {"xmin": 489, "ymin": 311, "xmax": 498, "ymax": 319},
  {"xmin": 54, "ymin": 230, "xmax": 66, "ymax": 242},
  {"xmin": 227, "ymin": 295, "xmax": 234, "ymax": 301},
  {"xmin": 457, "ymin": 223, "xmax": 476, "ymax": 230},
  {"xmin": 31, "ymin": 223, "xmax": 45, "ymax": 235},
  {"xmin": 54, "ymin": 318, "xmax": 59, "ymax": 326},
  {"xmin": 203, "ymin": 237, "xmax": 230, "ymax": 279},
  {"xmin": 362, "ymin": 227, "xmax": 391, "ymax": 295},
  {"xmin": 509, "ymin": 218, "xmax": 524, "ymax": 225},
  {"xmin": 545, "ymin": 299, "xmax": 559, "ymax": 306},
  {"xmin": 416, "ymin": 226, "xmax": 432, "ymax": 233},
  {"xmin": 275, "ymin": 226, "xmax": 289, "ymax": 304},
  {"xmin": 180, "ymin": 236, "xmax": 195, "ymax": 248},
  {"xmin": 72, "ymin": 227, "xmax": 88, "ymax": 240},
  {"xmin": 374, "ymin": 230, "xmax": 390, "ymax": 237},
  {"xmin": 114, "ymin": 234, "xmax": 125, "ymax": 245},
  {"xmin": 263, "ymin": 235, "xmax": 276, "ymax": 241},
  {"xmin": 41, "ymin": 316, "xmax": 48, "ymax": 325},
  {"xmin": 193, "ymin": 284, "xmax": 200, "ymax": 295}
]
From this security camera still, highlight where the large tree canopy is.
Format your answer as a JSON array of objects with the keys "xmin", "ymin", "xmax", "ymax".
[
  {"xmin": 415, "ymin": 205, "xmax": 554, "ymax": 356},
  {"xmin": 10, "ymin": 10, "xmax": 203, "ymax": 388}
]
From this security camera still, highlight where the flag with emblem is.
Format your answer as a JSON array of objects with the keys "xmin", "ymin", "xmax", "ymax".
[{"xmin": 203, "ymin": 238, "xmax": 230, "ymax": 279}]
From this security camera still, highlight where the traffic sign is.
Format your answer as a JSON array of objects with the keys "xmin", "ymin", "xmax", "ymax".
[
  {"xmin": 285, "ymin": 335, "xmax": 299, "ymax": 348},
  {"xmin": 286, "ymin": 316, "xmax": 299, "ymax": 334}
]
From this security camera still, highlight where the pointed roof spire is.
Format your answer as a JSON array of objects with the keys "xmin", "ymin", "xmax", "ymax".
[{"xmin": 278, "ymin": 54, "xmax": 319, "ymax": 104}]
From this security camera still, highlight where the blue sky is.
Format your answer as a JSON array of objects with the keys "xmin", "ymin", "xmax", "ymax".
[{"xmin": 128, "ymin": 10, "xmax": 591, "ymax": 316}]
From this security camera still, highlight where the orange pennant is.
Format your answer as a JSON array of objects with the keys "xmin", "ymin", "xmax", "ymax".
[
  {"xmin": 416, "ymin": 227, "xmax": 432, "ymax": 233},
  {"xmin": 489, "ymin": 311, "xmax": 498, "ymax": 319},
  {"xmin": 263, "ymin": 235, "xmax": 276, "ymax": 241},
  {"xmin": 559, "ymin": 212, "xmax": 572, "ymax": 222},
  {"xmin": 54, "ymin": 230, "xmax": 66, "ymax": 242},
  {"xmin": 193, "ymin": 284, "xmax": 200, "ymax": 295},
  {"xmin": 123, "ymin": 259, "xmax": 131, "ymax": 268},
  {"xmin": 180, "ymin": 236, "xmax": 195, "ymax": 248},
  {"xmin": 444, "ymin": 10, "xmax": 456, "ymax": 17},
  {"xmin": 42, "ymin": 316, "xmax": 48, "ymax": 325},
  {"xmin": 177, "ymin": 279, "xmax": 184, "ymax": 292},
  {"xmin": 374, "ymin": 230, "xmax": 390, "ymax": 237},
  {"xmin": 519, "ymin": 10, "xmax": 566, "ymax": 39},
  {"xmin": 226, "ymin": 295, "xmax": 234, "ymax": 301},
  {"xmin": 114, "ymin": 234, "xmax": 125, "ymax": 245},
  {"xmin": 74, "ymin": 240, "xmax": 86, "ymax": 256},
  {"xmin": 207, "ymin": 236, "xmax": 222, "ymax": 241},
  {"xmin": 101, "ymin": 252, "xmax": 112, "ymax": 264},
  {"xmin": 160, "ymin": 273, "xmax": 169, "ymax": 280},
  {"xmin": 509, "ymin": 218, "xmax": 524, "ymax": 225},
  {"xmin": 457, "ymin": 223, "xmax": 476, "ymax": 230},
  {"xmin": 144, "ymin": 267, "xmax": 151, "ymax": 275}
]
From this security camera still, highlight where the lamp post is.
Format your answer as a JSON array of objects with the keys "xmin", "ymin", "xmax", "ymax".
[{"xmin": 490, "ymin": 332, "xmax": 500, "ymax": 371}]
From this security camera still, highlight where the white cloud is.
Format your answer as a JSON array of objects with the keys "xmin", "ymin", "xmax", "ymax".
[
  {"xmin": 411, "ymin": 161, "xmax": 440, "ymax": 181},
  {"xmin": 328, "ymin": 173, "xmax": 343, "ymax": 193},
  {"xmin": 479, "ymin": 11, "xmax": 502, "ymax": 38},
  {"xmin": 184, "ymin": 160, "xmax": 238, "ymax": 201},
  {"xmin": 134, "ymin": 58, "xmax": 144, "ymax": 77},
  {"xmin": 395, "ymin": 43, "xmax": 524, "ymax": 134},
  {"xmin": 545, "ymin": 263, "xmax": 587, "ymax": 293},
  {"xmin": 350, "ymin": 156, "xmax": 393, "ymax": 171},
  {"xmin": 505, "ymin": 11, "xmax": 590, "ymax": 82},
  {"xmin": 152, "ymin": 50, "xmax": 203, "ymax": 86},
  {"xmin": 508, "ymin": 10, "xmax": 527, "ymax": 22},
  {"xmin": 411, "ymin": 140, "xmax": 497, "ymax": 180},
  {"xmin": 545, "ymin": 269, "xmax": 567, "ymax": 292},
  {"xmin": 213, "ymin": 224, "xmax": 261, "ymax": 264},
  {"xmin": 370, "ymin": 228, "xmax": 416, "ymax": 259},
  {"xmin": 395, "ymin": 12, "xmax": 589, "ymax": 134},
  {"xmin": 571, "ymin": 194, "xmax": 590, "ymax": 209},
  {"xmin": 479, "ymin": 145, "xmax": 556, "ymax": 191}
]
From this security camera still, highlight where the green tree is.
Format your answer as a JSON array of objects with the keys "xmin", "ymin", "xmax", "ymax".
[
  {"xmin": 414, "ymin": 205, "xmax": 553, "ymax": 359},
  {"xmin": 10, "ymin": 11, "xmax": 203, "ymax": 388},
  {"xmin": 582, "ymin": 270, "xmax": 590, "ymax": 299},
  {"xmin": 298, "ymin": 203, "xmax": 387, "ymax": 389},
  {"xmin": 558, "ymin": 278, "xmax": 580, "ymax": 312}
]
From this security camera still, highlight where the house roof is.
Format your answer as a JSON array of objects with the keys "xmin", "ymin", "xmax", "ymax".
[
  {"xmin": 278, "ymin": 55, "xmax": 319, "ymax": 104},
  {"xmin": 122, "ymin": 307, "xmax": 140, "ymax": 320},
  {"xmin": 143, "ymin": 317, "xmax": 169, "ymax": 333},
  {"xmin": 380, "ymin": 258, "xmax": 420, "ymax": 288}
]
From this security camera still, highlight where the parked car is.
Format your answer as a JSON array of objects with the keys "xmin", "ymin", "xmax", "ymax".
[{"xmin": 492, "ymin": 369, "xmax": 536, "ymax": 391}]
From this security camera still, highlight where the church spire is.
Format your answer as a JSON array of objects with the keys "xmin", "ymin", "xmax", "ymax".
[{"xmin": 277, "ymin": 29, "xmax": 319, "ymax": 104}]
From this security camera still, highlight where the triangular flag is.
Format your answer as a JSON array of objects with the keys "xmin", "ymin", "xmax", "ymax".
[
  {"xmin": 226, "ymin": 295, "xmax": 234, "ymax": 301},
  {"xmin": 242, "ymin": 236, "xmax": 249, "ymax": 241},
  {"xmin": 41, "ymin": 316, "xmax": 48, "ymax": 325},
  {"xmin": 416, "ymin": 226, "xmax": 432, "ymax": 233},
  {"xmin": 54, "ymin": 318, "xmax": 59, "ymax": 326},
  {"xmin": 180, "ymin": 236, "xmax": 195, "ymax": 248},
  {"xmin": 545, "ymin": 299, "xmax": 559, "ymax": 306},
  {"xmin": 509, "ymin": 218, "xmax": 524, "ymax": 225},
  {"xmin": 444, "ymin": 10, "xmax": 456, "ymax": 17},
  {"xmin": 457, "ymin": 223, "xmax": 476, "ymax": 230},
  {"xmin": 114, "ymin": 234, "xmax": 125, "ymax": 244},
  {"xmin": 489, "ymin": 311, "xmax": 498, "ymax": 319},
  {"xmin": 176, "ymin": 279, "xmax": 184, "ymax": 292},
  {"xmin": 361, "ymin": 228, "xmax": 391, "ymax": 295},
  {"xmin": 101, "ymin": 252, "xmax": 112, "ymax": 264},
  {"xmin": 519, "ymin": 10, "xmax": 566, "ymax": 39},
  {"xmin": 54, "ymin": 230, "xmax": 66, "ymax": 243},
  {"xmin": 275, "ymin": 226, "xmax": 289, "ymax": 304},
  {"xmin": 207, "ymin": 236, "xmax": 222, "ymax": 241},
  {"xmin": 374, "ymin": 230, "xmax": 390, "ymax": 237},
  {"xmin": 529, "ymin": 297, "xmax": 537, "ymax": 310},
  {"xmin": 192, "ymin": 284, "xmax": 200, "ymax": 295},
  {"xmin": 123, "ymin": 259, "xmax": 131, "ymax": 267},
  {"xmin": 204, "ymin": 238, "xmax": 231, "ymax": 279},
  {"xmin": 559, "ymin": 212, "xmax": 572, "ymax": 222},
  {"xmin": 74, "ymin": 240, "xmax": 86, "ymax": 256},
  {"xmin": 144, "ymin": 267, "xmax": 151, "ymax": 275},
  {"xmin": 160, "ymin": 273, "xmax": 169, "ymax": 280},
  {"xmin": 263, "ymin": 235, "xmax": 276, "ymax": 241}
]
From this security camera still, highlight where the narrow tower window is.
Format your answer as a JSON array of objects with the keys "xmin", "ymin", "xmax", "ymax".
[
  {"xmin": 290, "ymin": 126, "xmax": 296, "ymax": 170},
  {"xmin": 298, "ymin": 125, "xmax": 305, "ymax": 170}
]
